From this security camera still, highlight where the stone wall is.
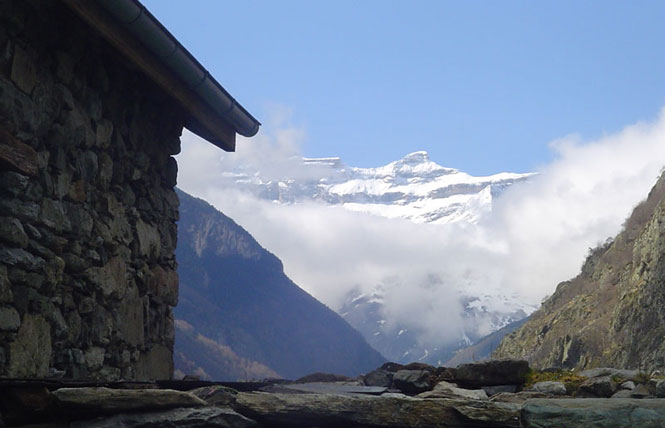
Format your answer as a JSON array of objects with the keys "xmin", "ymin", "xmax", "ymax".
[{"xmin": 0, "ymin": 0, "xmax": 184, "ymax": 380}]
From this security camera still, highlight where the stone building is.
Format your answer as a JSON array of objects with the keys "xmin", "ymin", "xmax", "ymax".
[{"xmin": 0, "ymin": 0, "xmax": 259, "ymax": 380}]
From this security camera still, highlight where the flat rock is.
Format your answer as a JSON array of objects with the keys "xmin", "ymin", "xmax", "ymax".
[
  {"xmin": 417, "ymin": 381, "xmax": 488, "ymax": 400},
  {"xmin": 70, "ymin": 407, "xmax": 256, "ymax": 428},
  {"xmin": 379, "ymin": 362, "xmax": 406, "ymax": 372},
  {"xmin": 294, "ymin": 372, "xmax": 352, "ymax": 383},
  {"xmin": 611, "ymin": 390, "xmax": 633, "ymax": 398},
  {"xmin": 233, "ymin": 392, "xmax": 520, "ymax": 428},
  {"xmin": 280, "ymin": 382, "xmax": 387, "ymax": 395},
  {"xmin": 630, "ymin": 383, "xmax": 651, "ymax": 398},
  {"xmin": 490, "ymin": 392, "xmax": 551, "ymax": 404},
  {"xmin": 482, "ymin": 385, "xmax": 518, "ymax": 396},
  {"xmin": 521, "ymin": 398, "xmax": 665, "ymax": 428},
  {"xmin": 189, "ymin": 385, "xmax": 238, "ymax": 406},
  {"xmin": 392, "ymin": 369, "xmax": 433, "ymax": 394},
  {"xmin": 363, "ymin": 368, "xmax": 393, "ymax": 387},
  {"xmin": 257, "ymin": 384, "xmax": 311, "ymax": 394},
  {"xmin": 455, "ymin": 360, "xmax": 529, "ymax": 388},
  {"xmin": 403, "ymin": 362, "xmax": 436, "ymax": 372},
  {"xmin": 579, "ymin": 375, "xmax": 617, "ymax": 398},
  {"xmin": 52, "ymin": 387, "xmax": 206, "ymax": 414},
  {"xmin": 579, "ymin": 368, "xmax": 639, "ymax": 380},
  {"xmin": 620, "ymin": 381, "xmax": 636, "ymax": 391},
  {"xmin": 529, "ymin": 381, "xmax": 567, "ymax": 396},
  {"xmin": 656, "ymin": 379, "xmax": 665, "ymax": 398}
]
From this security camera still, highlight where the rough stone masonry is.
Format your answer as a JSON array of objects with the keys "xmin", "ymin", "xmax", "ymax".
[{"xmin": 0, "ymin": 0, "xmax": 185, "ymax": 380}]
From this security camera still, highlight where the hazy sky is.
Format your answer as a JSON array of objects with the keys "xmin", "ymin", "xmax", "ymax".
[{"xmin": 144, "ymin": 0, "xmax": 665, "ymax": 175}]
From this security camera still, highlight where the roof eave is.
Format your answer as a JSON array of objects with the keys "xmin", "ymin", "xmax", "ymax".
[{"xmin": 61, "ymin": 0, "xmax": 260, "ymax": 152}]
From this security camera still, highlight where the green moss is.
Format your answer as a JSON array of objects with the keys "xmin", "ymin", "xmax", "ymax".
[
  {"xmin": 525, "ymin": 369, "xmax": 586, "ymax": 393},
  {"xmin": 634, "ymin": 371, "xmax": 651, "ymax": 384}
]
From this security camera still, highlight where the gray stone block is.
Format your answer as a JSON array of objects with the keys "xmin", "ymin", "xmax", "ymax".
[{"xmin": 0, "ymin": 306, "xmax": 20, "ymax": 330}]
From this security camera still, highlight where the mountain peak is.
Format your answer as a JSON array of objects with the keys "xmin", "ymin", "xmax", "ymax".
[
  {"xmin": 223, "ymin": 151, "xmax": 532, "ymax": 224},
  {"xmin": 401, "ymin": 151, "xmax": 430, "ymax": 163}
]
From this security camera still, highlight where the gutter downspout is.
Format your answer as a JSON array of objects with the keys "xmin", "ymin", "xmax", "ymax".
[{"xmin": 97, "ymin": 0, "xmax": 260, "ymax": 139}]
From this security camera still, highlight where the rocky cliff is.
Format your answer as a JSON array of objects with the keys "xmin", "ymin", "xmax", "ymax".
[
  {"xmin": 175, "ymin": 190, "xmax": 385, "ymax": 380},
  {"xmin": 494, "ymin": 171, "xmax": 665, "ymax": 371}
]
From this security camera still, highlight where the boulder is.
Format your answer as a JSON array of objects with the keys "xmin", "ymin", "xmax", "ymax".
[
  {"xmin": 630, "ymin": 383, "xmax": 651, "ymax": 398},
  {"xmin": 579, "ymin": 375, "xmax": 617, "ymax": 398},
  {"xmin": 455, "ymin": 360, "xmax": 529, "ymax": 388},
  {"xmin": 281, "ymin": 383, "xmax": 386, "ymax": 395},
  {"xmin": 52, "ymin": 388, "xmax": 205, "ymax": 414},
  {"xmin": 70, "ymin": 407, "xmax": 256, "ymax": 428},
  {"xmin": 189, "ymin": 385, "xmax": 238, "ymax": 406},
  {"xmin": 379, "ymin": 362, "xmax": 406, "ymax": 372},
  {"xmin": 233, "ymin": 392, "xmax": 520, "ymax": 428},
  {"xmin": 655, "ymin": 379, "xmax": 665, "ymax": 398},
  {"xmin": 489, "ymin": 392, "xmax": 550, "ymax": 404},
  {"xmin": 482, "ymin": 385, "xmax": 518, "ymax": 396},
  {"xmin": 434, "ymin": 366, "xmax": 457, "ymax": 382},
  {"xmin": 610, "ymin": 390, "xmax": 633, "ymax": 398},
  {"xmin": 529, "ymin": 381, "xmax": 567, "ymax": 396},
  {"xmin": 403, "ymin": 362, "xmax": 436, "ymax": 372},
  {"xmin": 579, "ymin": 368, "xmax": 638, "ymax": 380},
  {"xmin": 417, "ymin": 381, "xmax": 488, "ymax": 400},
  {"xmin": 363, "ymin": 368, "xmax": 393, "ymax": 387},
  {"xmin": 392, "ymin": 370, "xmax": 433, "ymax": 394},
  {"xmin": 620, "ymin": 381, "xmax": 635, "ymax": 391},
  {"xmin": 521, "ymin": 398, "xmax": 665, "ymax": 428},
  {"xmin": 294, "ymin": 372, "xmax": 352, "ymax": 383}
]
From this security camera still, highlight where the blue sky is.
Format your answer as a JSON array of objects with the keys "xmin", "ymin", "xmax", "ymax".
[{"xmin": 144, "ymin": 0, "xmax": 665, "ymax": 175}]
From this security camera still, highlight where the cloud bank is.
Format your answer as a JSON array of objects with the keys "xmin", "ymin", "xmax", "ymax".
[{"xmin": 176, "ymin": 109, "xmax": 665, "ymax": 345}]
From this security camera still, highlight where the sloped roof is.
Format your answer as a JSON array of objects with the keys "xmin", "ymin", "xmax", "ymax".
[{"xmin": 62, "ymin": 0, "xmax": 260, "ymax": 151}]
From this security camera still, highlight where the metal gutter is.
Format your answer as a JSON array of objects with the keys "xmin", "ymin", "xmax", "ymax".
[{"xmin": 96, "ymin": 0, "xmax": 260, "ymax": 139}]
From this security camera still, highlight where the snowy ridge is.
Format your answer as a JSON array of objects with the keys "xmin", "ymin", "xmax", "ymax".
[
  {"xmin": 225, "ymin": 151, "xmax": 534, "ymax": 224},
  {"xmin": 339, "ymin": 284, "xmax": 537, "ymax": 365}
]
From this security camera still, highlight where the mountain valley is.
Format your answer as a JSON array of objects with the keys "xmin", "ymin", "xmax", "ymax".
[
  {"xmin": 174, "ymin": 189, "xmax": 385, "ymax": 380},
  {"xmin": 198, "ymin": 151, "xmax": 538, "ymax": 366}
]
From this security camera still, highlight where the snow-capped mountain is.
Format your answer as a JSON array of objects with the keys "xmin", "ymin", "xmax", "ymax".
[
  {"xmin": 227, "ymin": 151, "xmax": 534, "ymax": 224},
  {"xmin": 339, "ymin": 286, "xmax": 536, "ymax": 366},
  {"xmin": 223, "ymin": 151, "xmax": 537, "ymax": 364}
]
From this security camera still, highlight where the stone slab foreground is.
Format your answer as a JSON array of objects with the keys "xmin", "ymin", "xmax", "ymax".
[
  {"xmin": 521, "ymin": 398, "xmax": 665, "ymax": 428},
  {"xmin": 231, "ymin": 391, "xmax": 665, "ymax": 428},
  {"xmin": 69, "ymin": 407, "xmax": 256, "ymax": 428},
  {"xmin": 52, "ymin": 387, "xmax": 206, "ymax": 414},
  {"xmin": 233, "ymin": 392, "xmax": 521, "ymax": 428}
]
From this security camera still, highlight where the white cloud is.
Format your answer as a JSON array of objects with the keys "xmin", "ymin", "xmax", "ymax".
[
  {"xmin": 489, "ymin": 113, "xmax": 665, "ymax": 301},
  {"xmin": 176, "ymin": 108, "xmax": 665, "ymax": 346}
]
